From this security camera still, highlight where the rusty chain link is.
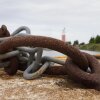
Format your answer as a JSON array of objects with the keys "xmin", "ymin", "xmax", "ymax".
[
  {"xmin": 0, "ymin": 25, "xmax": 65, "ymax": 79},
  {"xmin": 0, "ymin": 25, "xmax": 100, "ymax": 90}
]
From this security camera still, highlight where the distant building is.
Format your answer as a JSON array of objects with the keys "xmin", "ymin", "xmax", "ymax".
[
  {"xmin": 62, "ymin": 33, "xmax": 65, "ymax": 42},
  {"xmin": 61, "ymin": 28, "xmax": 66, "ymax": 42}
]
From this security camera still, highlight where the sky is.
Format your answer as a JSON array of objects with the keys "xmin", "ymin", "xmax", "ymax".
[{"xmin": 0, "ymin": 0, "xmax": 100, "ymax": 43}]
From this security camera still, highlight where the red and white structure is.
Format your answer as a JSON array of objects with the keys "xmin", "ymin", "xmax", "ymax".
[{"xmin": 61, "ymin": 28, "xmax": 66, "ymax": 42}]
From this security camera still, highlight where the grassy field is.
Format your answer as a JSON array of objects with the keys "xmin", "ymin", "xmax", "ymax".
[{"xmin": 79, "ymin": 43, "xmax": 100, "ymax": 51}]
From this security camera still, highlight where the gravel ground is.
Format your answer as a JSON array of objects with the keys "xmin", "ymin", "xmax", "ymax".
[{"xmin": 0, "ymin": 68, "xmax": 100, "ymax": 100}]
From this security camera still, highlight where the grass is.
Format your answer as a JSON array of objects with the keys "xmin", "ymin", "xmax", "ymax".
[{"xmin": 79, "ymin": 43, "xmax": 100, "ymax": 51}]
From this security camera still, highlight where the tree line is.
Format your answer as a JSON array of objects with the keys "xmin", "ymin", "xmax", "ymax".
[
  {"xmin": 67, "ymin": 40, "xmax": 82, "ymax": 46},
  {"xmin": 89, "ymin": 35, "xmax": 100, "ymax": 44},
  {"xmin": 66, "ymin": 35, "xmax": 100, "ymax": 45}
]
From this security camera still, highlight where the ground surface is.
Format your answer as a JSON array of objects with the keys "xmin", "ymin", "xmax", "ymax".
[
  {"xmin": 0, "ymin": 69, "xmax": 100, "ymax": 100},
  {"xmin": 80, "ymin": 43, "xmax": 100, "ymax": 51}
]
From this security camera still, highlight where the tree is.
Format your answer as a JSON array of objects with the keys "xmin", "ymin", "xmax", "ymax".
[
  {"xmin": 95, "ymin": 35, "xmax": 100, "ymax": 43},
  {"xmin": 89, "ymin": 37, "xmax": 95, "ymax": 44},
  {"xmin": 66, "ymin": 41, "xmax": 71, "ymax": 45},
  {"xmin": 79, "ymin": 42, "xmax": 85, "ymax": 45},
  {"xmin": 73, "ymin": 40, "xmax": 79, "ymax": 46}
]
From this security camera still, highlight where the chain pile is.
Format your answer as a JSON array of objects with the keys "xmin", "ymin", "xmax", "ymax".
[{"xmin": 0, "ymin": 25, "xmax": 100, "ymax": 90}]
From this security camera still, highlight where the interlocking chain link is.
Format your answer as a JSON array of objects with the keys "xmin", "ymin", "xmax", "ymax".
[
  {"xmin": 0, "ymin": 25, "xmax": 65, "ymax": 79},
  {"xmin": 0, "ymin": 25, "xmax": 100, "ymax": 90}
]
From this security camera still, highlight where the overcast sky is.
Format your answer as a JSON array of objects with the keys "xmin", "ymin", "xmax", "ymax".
[{"xmin": 0, "ymin": 0, "xmax": 100, "ymax": 43}]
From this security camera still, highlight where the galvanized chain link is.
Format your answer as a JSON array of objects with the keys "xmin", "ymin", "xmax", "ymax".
[
  {"xmin": 0, "ymin": 25, "xmax": 100, "ymax": 90},
  {"xmin": 0, "ymin": 26, "xmax": 65, "ymax": 80}
]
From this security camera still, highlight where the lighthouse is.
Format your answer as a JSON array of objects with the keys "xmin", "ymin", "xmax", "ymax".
[{"xmin": 62, "ymin": 28, "xmax": 66, "ymax": 42}]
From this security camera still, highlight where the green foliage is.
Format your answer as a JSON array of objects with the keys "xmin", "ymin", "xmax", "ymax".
[
  {"xmin": 80, "ymin": 35, "xmax": 100, "ymax": 51},
  {"xmin": 80, "ymin": 44, "xmax": 100, "ymax": 51},
  {"xmin": 89, "ymin": 37, "xmax": 95, "ymax": 44},
  {"xmin": 79, "ymin": 42, "xmax": 85, "ymax": 45},
  {"xmin": 66, "ymin": 41, "xmax": 71, "ymax": 45},
  {"xmin": 89, "ymin": 35, "xmax": 100, "ymax": 44},
  {"xmin": 73, "ymin": 40, "xmax": 79, "ymax": 45},
  {"xmin": 95, "ymin": 35, "xmax": 100, "ymax": 43}
]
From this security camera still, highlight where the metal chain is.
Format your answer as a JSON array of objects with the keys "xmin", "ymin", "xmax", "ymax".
[
  {"xmin": 0, "ymin": 25, "xmax": 100, "ymax": 90},
  {"xmin": 0, "ymin": 26, "xmax": 66, "ymax": 80}
]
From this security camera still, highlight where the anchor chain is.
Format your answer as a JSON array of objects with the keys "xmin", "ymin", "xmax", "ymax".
[
  {"xmin": 0, "ymin": 25, "xmax": 100, "ymax": 90},
  {"xmin": 0, "ymin": 25, "xmax": 65, "ymax": 79}
]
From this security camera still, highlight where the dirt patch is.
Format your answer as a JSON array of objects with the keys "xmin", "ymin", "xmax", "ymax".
[{"xmin": 0, "ymin": 69, "xmax": 100, "ymax": 100}]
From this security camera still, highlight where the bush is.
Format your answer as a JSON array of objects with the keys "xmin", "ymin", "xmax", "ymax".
[
  {"xmin": 73, "ymin": 40, "xmax": 79, "ymax": 46},
  {"xmin": 89, "ymin": 37, "xmax": 95, "ymax": 44},
  {"xmin": 95, "ymin": 35, "xmax": 100, "ymax": 43}
]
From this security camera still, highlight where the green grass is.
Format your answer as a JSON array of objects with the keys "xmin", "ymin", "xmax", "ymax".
[{"xmin": 79, "ymin": 43, "xmax": 100, "ymax": 51}]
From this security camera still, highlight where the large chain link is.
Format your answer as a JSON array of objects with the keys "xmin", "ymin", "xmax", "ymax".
[
  {"xmin": 0, "ymin": 25, "xmax": 100, "ymax": 90},
  {"xmin": 0, "ymin": 25, "xmax": 65, "ymax": 79}
]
